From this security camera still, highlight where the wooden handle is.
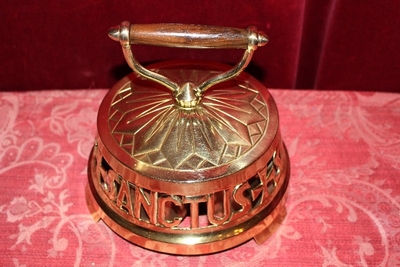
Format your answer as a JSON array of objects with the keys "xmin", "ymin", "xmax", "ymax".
[
  {"xmin": 109, "ymin": 22, "xmax": 268, "ymax": 49},
  {"xmin": 110, "ymin": 21, "xmax": 269, "ymax": 103}
]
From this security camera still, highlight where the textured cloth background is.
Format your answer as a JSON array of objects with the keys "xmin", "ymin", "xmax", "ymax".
[
  {"xmin": 1, "ymin": 1, "xmax": 400, "ymax": 92},
  {"xmin": 1, "ymin": 88, "xmax": 399, "ymax": 266}
]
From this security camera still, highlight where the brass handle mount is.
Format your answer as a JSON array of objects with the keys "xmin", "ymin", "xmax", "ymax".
[{"xmin": 109, "ymin": 21, "xmax": 268, "ymax": 108}]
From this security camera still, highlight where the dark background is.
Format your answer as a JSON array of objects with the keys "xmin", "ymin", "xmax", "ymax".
[{"xmin": 1, "ymin": 0, "xmax": 399, "ymax": 92}]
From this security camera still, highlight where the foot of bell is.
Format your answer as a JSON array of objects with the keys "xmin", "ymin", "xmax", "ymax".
[{"xmin": 254, "ymin": 199, "xmax": 287, "ymax": 244}]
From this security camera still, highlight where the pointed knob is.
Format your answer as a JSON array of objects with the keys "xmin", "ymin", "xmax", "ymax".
[{"xmin": 108, "ymin": 26, "xmax": 120, "ymax": 41}]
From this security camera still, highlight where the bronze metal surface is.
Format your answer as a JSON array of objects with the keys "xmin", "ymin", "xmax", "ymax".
[{"xmin": 86, "ymin": 22, "xmax": 290, "ymax": 255}]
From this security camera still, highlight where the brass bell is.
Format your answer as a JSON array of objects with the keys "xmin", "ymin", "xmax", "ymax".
[{"xmin": 86, "ymin": 21, "xmax": 290, "ymax": 255}]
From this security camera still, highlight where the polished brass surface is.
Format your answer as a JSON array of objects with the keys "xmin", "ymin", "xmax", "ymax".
[{"xmin": 86, "ymin": 22, "xmax": 290, "ymax": 255}]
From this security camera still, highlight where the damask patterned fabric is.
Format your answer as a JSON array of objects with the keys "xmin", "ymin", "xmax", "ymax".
[{"xmin": 1, "ymin": 89, "xmax": 399, "ymax": 266}]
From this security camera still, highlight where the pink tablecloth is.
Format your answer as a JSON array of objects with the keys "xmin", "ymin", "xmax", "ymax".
[{"xmin": 1, "ymin": 89, "xmax": 399, "ymax": 266}]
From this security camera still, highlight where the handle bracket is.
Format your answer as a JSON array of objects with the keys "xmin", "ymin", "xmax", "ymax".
[{"xmin": 109, "ymin": 21, "xmax": 268, "ymax": 108}]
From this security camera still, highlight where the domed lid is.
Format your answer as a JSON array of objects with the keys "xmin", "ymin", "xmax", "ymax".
[{"xmin": 97, "ymin": 22, "xmax": 278, "ymax": 183}]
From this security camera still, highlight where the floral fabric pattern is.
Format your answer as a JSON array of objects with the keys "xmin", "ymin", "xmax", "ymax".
[{"xmin": 0, "ymin": 89, "xmax": 399, "ymax": 266}]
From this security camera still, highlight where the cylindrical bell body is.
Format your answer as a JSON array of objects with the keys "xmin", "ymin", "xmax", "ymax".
[{"xmin": 86, "ymin": 61, "xmax": 290, "ymax": 255}]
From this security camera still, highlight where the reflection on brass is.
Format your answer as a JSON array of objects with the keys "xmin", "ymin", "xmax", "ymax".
[{"xmin": 86, "ymin": 21, "xmax": 290, "ymax": 255}]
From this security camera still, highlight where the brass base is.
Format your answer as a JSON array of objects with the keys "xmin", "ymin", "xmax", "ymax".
[{"xmin": 86, "ymin": 144, "xmax": 290, "ymax": 255}]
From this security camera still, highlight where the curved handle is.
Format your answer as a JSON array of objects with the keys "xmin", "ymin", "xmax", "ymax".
[
  {"xmin": 109, "ymin": 23, "xmax": 268, "ymax": 49},
  {"xmin": 109, "ymin": 21, "xmax": 268, "ymax": 108}
]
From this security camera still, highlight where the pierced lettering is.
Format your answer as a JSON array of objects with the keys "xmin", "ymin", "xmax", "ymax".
[{"xmin": 96, "ymin": 146, "xmax": 283, "ymax": 230}]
